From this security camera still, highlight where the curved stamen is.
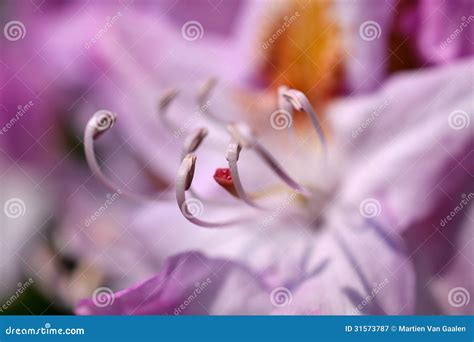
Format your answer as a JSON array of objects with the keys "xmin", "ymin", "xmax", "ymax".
[
  {"xmin": 84, "ymin": 110, "xmax": 167, "ymax": 201},
  {"xmin": 176, "ymin": 154, "xmax": 254, "ymax": 228},
  {"xmin": 282, "ymin": 89, "xmax": 327, "ymax": 158},
  {"xmin": 181, "ymin": 127, "xmax": 225, "ymax": 204},
  {"xmin": 227, "ymin": 123, "xmax": 312, "ymax": 197},
  {"xmin": 226, "ymin": 140, "xmax": 267, "ymax": 209}
]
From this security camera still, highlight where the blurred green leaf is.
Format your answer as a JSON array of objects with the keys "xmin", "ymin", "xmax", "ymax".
[{"xmin": 0, "ymin": 283, "xmax": 72, "ymax": 315}]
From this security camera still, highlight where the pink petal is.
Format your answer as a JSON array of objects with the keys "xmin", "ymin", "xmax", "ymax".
[
  {"xmin": 75, "ymin": 251, "xmax": 271, "ymax": 315},
  {"xmin": 330, "ymin": 59, "xmax": 473, "ymax": 232}
]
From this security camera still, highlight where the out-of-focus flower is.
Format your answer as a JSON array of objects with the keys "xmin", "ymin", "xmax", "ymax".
[
  {"xmin": 334, "ymin": 0, "xmax": 474, "ymax": 94},
  {"xmin": 328, "ymin": 58, "xmax": 474, "ymax": 314},
  {"xmin": 0, "ymin": 1, "xmax": 97, "ymax": 166},
  {"xmin": 76, "ymin": 252, "xmax": 271, "ymax": 315},
  {"xmin": 429, "ymin": 203, "xmax": 473, "ymax": 314},
  {"xmin": 258, "ymin": 0, "xmax": 474, "ymax": 100},
  {"xmin": 0, "ymin": 160, "xmax": 51, "ymax": 297},
  {"xmin": 1, "ymin": 0, "xmax": 471, "ymax": 316},
  {"xmin": 409, "ymin": 0, "xmax": 474, "ymax": 64}
]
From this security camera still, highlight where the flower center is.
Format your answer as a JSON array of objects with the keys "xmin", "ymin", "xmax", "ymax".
[{"xmin": 84, "ymin": 78, "xmax": 328, "ymax": 228}]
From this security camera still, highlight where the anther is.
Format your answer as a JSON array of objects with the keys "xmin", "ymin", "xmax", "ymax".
[
  {"xmin": 157, "ymin": 89, "xmax": 180, "ymax": 135},
  {"xmin": 182, "ymin": 128, "xmax": 232, "ymax": 205},
  {"xmin": 183, "ymin": 127, "xmax": 208, "ymax": 155},
  {"xmin": 159, "ymin": 88, "xmax": 179, "ymax": 111},
  {"xmin": 181, "ymin": 154, "xmax": 196, "ymax": 191},
  {"xmin": 278, "ymin": 85, "xmax": 293, "ymax": 116},
  {"xmin": 198, "ymin": 77, "xmax": 217, "ymax": 106}
]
